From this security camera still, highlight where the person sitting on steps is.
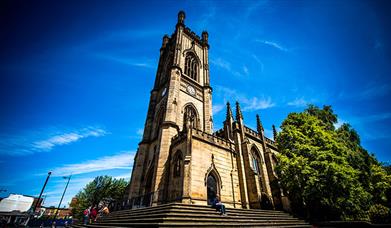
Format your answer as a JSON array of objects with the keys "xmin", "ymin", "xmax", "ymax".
[{"xmin": 211, "ymin": 194, "xmax": 226, "ymax": 215}]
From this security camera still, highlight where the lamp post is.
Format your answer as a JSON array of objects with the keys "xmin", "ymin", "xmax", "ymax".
[
  {"xmin": 33, "ymin": 171, "xmax": 51, "ymax": 213},
  {"xmin": 53, "ymin": 175, "xmax": 72, "ymax": 221}
]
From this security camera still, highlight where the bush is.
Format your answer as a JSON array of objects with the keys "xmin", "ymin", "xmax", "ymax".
[
  {"xmin": 342, "ymin": 211, "xmax": 370, "ymax": 222},
  {"xmin": 368, "ymin": 204, "xmax": 390, "ymax": 224}
]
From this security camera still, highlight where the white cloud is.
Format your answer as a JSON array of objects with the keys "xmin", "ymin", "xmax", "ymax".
[
  {"xmin": 251, "ymin": 54, "xmax": 264, "ymax": 73},
  {"xmin": 34, "ymin": 128, "xmax": 107, "ymax": 151},
  {"xmin": 0, "ymin": 126, "xmax": 108, "ymax": 156},
  {"xmin": 242, "ymin": 97, "xmax": 275, "ymax": 111},
  {"xmin": 210, "ymin": 58, "xmax": 231, "ymax": 71},
  {"xmin": 212, "ymin": 104, "xmax": 225, "ymax": 115},
  {"xmin": 50, "ymin": 151, "xmax": 135, "ymax": 176},
  {"xmin": 243, "ymin": 65, "xmax": 249, "ymax": 75},
  {"xmin": 210, "ymin": 58, "xmax": 249, "ymax": 77},
  {"xmin": 256, "ymin": 39, "xmax": 289, "ymax": 52},
  {"xmin": 215, "ymin": 86, "xmax": 275, "ymax": 111},
  {"xmin": 287, "ymin": 97, "xmax": 308, "ymax": 107},
  {"xmin": 94, "ymin": 54, "xmax": 154, "ymax": 68}
]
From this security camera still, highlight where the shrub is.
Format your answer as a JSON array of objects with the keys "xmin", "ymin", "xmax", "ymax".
[{"xmin": 368, "ymin": 204, "xmax": 390, "ymax": 224}]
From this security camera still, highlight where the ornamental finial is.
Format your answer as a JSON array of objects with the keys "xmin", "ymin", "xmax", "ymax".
[
  {"xmin": 235, "ymin": 101, "xmax": 243, "ymax": 121},
  {"xmin": 272, "ymin": 124, "xmax": 277, "ymax": 141},
  {"xmin": 226, "ymin": 102, "xmax": 233, "ymax": 120},
  {"xmin": 162, "ymin": 34, "xmax": 169, "ymax": 48},
  {"xmin": 178, "ymin": 10, "xmax": 186, "ymax": 25},
  {"xmin": 202, "ymin": 31, "xmax": 208, "ymax": 43},
  {"xmin": 256, "ymin": 114, "xmax": 264, "ymax": 133}
]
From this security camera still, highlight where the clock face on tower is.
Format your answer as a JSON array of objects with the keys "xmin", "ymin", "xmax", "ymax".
[{"xmin": 187, "ymin": 85, "xmax": 196, "ymax": 96}]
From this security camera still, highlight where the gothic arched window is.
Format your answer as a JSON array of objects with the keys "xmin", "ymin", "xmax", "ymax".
[
  {"xmin": 154, "ymin": 108, "xmax": 165, "ymax": 138},
  {"xmin": 184, "ymin": 53, "xmax": 198, "ymax": 81},
  {"xmin": 173, "ymin": 151, "xmax": 183, "ymax": 177},
  {"xmin": 251, "ymin": 148, "xmax": 261, "ymax": 174},
  {"xmin": 183, "ymin": 105, "xmax": 198, "ymax": 129}
]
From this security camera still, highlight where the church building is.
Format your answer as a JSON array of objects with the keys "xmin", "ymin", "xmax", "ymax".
[{"xmin": 127, "ymin": 11, "xmax": 289, "ymax": 210}]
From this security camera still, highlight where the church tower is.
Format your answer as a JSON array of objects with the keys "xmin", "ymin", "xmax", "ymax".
[
  {"xmin": 128, "ymin": 11, "xmax": 213, "ymax": 206},
  {"xmin": 127, "ymin": 11, "xmax": 287, "ymax": 211}
]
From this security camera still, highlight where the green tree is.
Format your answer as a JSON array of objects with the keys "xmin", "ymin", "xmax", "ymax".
[
  {"xmin": 276, "ymin": 105, "xmax": 390, "ymax": 221},
  {"xmin": 70, "ymin": 176, "xmax": 128, "ymax": 220},
  {"xmin": 382, "ymin": 163, "xmax": 391, "ymax": 208}
]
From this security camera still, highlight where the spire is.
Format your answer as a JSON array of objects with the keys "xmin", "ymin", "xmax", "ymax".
[
  {"xmin": 235, "ymin": 101, "xmax": 243, "ymax": 121},
  {"xmin": 162, "ymin": 34, "xmax": 169, "ymax": 48},
  {"xmin": 226, "ymin": 102, "xmax": 233, "ymax": 121},
  {"xmin": 177, "ymin": 10, "xmax": 186, "ymax": 25},
  {"xmin": 256, "ymin": 114, "xmax": 264, "ymax": 133},
  {"xmin": 202, "ymin": 31, "xmax": 209, "ymax": 43},
  {"xmin": 272, "ymin": 124, "xmax": 277, "ymax": 141}
]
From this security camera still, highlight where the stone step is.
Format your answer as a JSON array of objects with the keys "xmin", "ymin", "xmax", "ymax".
[
  {"xmin": 109, "ymin": 204, "xmax": 287, "ymax": 217},
  {"xmin": 104, "ymin": 209, "xmax": 293, "ymax": 220},
  {"xmin": 97, "ymin": 217, "xmax": 308, "ymax": 225},
  {"xmin": 72, "ymin": 203, "xmax": 310, "ymax": 228},
  {"xmin": 99, "ymin": 218, "xmax": 306, "ymax": 225},
  {"xmin": 75, "ymin": 222, "xmax": 312, "ymax": 228},
  {"xmin": 110, "ymin": 203, "xmax": 287, "ymax": 213},
  {"xmin": 100, "ymin": 212, "xmax": 300, "ymax": 223}
]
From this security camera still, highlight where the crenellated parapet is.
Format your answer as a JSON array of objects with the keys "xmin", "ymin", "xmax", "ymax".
[
  {"xmin": 192, "ymin": 128, "xmax": 233, "ymax": 150},
  {"xmin": 242, "ymin": 125, "xmax": 276, "ymax": 148},
  {"xmin": 171, "ymin": 127, "xmax": 233, "ymax": 151},
  {"xmin": 244, "ymin": 125, "xmax": 259, "ymax": 138},
  {"xmin": 182, "ymin": 27, "xmax": 209, "ymax": 47},
  {"xmin": 175, "ymin": 10, "xmax": 209, "ymax": 48}
]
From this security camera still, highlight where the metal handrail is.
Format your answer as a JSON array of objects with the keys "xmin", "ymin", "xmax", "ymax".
[{"xmin": 108, "ymin": 192, "xmax": 156, "ymax": 212}]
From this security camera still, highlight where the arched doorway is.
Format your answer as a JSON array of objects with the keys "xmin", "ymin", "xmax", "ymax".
[
  {"xmin": 143, "ymin": 168, "xmax": 154, "ymax": 207},
  {"xmin": 260, "ymin": 192, "xmax": 273, "ymax": 210},
  {"xmin": 207, "ymin": 174, "xmax": 218, "ymax": 205}
]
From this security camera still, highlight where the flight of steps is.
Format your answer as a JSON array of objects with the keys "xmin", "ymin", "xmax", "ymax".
[{"xmin": 72, "ymin": 203, "xmax": 311, "ymax": 227}]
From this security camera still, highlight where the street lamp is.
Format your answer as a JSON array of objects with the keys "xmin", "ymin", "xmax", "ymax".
[
  {"xmin": 53, "ymin": 175, "xmax": 72, "ymax": 221},
  {"xmin": 33, "ymin": 171, "xmax": 51, "ymax": 213}
]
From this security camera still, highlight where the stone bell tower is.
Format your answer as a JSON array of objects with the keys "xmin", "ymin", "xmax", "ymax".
[{"xmin": 128, "ymin": 11, "xmax": 213, "ymax": 206}]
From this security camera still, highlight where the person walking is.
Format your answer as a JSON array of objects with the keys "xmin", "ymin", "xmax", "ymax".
[
  {"xmin": 89, "ymin": 206, "xmax": 98, "ymax": 223},
  {"xmin": 83, "ymin": 207, "xmax": 90, "ymax": 225},
  {"xmin": 102, "ymin": 205, "xmax": 110, "ymax": 216}
]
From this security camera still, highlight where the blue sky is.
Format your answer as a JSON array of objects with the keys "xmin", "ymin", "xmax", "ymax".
[{"xmin": 0, "ymin": 0, "xmax": 390, "ymax": 207}]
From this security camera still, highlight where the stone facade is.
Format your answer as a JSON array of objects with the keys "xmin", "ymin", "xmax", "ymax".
[{"xmin": 127, "ymin": 11, "xmax": 289, "ymax": 210}]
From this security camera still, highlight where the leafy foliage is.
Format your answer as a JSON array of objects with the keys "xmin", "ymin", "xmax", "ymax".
[
  {"xmin": 368, "ymin": 204, "xmax": 391, "ymax": 224},
  {"xmin": 276, "ymin": 105, "xmax": 391, "ymax": 222},
  {"xmin": 70, "ymin": 176, "xmax": 128, "ymax": 220}
]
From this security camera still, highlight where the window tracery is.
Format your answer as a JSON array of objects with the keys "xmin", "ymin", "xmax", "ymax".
[
  {"xmin": 184, "ymin": 53, "xmax": 198, "ymax": 81},
  {"xmin": 183, "ymin": 105, "xmax": 198, "ymax": 129}
]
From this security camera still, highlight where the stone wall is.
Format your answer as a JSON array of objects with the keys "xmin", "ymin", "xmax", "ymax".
[{"xmin": 189, "ymin": 130, "xmax": 241, "ymax": 208}]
